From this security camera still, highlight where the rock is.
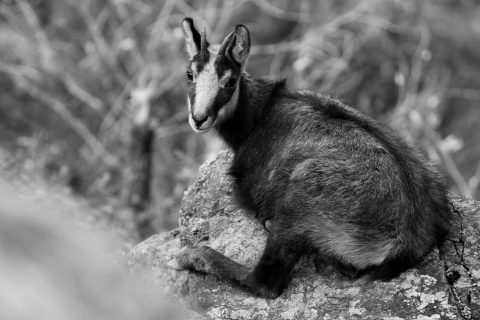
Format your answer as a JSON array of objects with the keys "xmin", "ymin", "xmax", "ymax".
[
  {"xmin": 128, "ymin": 150, "xmax": 480, "ymax": 320},
  {"xmin": 441, "ymin": 196, "xmax": 480, "ymax": 319},
  {"xmin": 0, "ymin": 182, "xmax": 192, "ymax": 320}
]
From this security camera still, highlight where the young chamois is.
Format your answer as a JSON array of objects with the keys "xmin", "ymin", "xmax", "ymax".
[{"xmin": 171, "ymin": 18, "xmax": 451, "ymax": 299}]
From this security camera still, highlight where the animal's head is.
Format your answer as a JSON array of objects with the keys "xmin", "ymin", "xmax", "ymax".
[{"xmin": 182, "ymin": 18, "xmax": 250, "ymax": 132}]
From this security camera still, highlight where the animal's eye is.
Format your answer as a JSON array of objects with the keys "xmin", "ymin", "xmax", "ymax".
[
  {"xmin": 186, "ymin": 70, "xmax": 193, "ymax": 81},
  {"xmin": 225, "ymin": 77, "xmax": 237, "ymax": 88}
]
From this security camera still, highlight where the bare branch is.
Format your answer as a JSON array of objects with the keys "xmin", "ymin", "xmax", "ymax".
[
  {"xmin": 426, "ymin": 126, "xmax": 472, "ymax": 197},
  {"xmin": 75, "ymin": 0, "xmax": 129, "ymax": 85},
  {"xmin": 446, "ymin": 88, "xmax": 480, "ymax": 101},
  {"xmin": 0, "ymin": 63, "xmax": 117, "ymax": 167},
  {"xmin": 61, "ymin": 74, "xmax": 105, "ymax": 113},
  {"xmin": 253, "ymin": 0, "xmax": 310, "ymax": 22},
  {"xmin": 16, "ymin": 0, "xmax": 56, "ymax": 72},
  {"xmin": 468, "ymin": 163, "xmax": 480, "ymax": 196}
]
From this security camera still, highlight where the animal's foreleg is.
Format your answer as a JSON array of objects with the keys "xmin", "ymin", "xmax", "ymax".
[
  {"xmin": 170, "ymin": 237, "xmax": 299, "ymax": 298},
  {"xmin": 171, "ymin": 245, "xmax": 250, "ymax": 283}
]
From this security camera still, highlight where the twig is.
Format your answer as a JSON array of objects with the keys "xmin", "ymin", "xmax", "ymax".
[
  {"xmin": 424, "ymin": 122, "xmax": 472, "ymax": 197},
  {"xmin": 316, "ymin": 0, "xmax": 378, "ymax": 33},
  {"xmin": 156, "ymin": 123, "xmax": 192, "ymax": 139},
  {"xmin": 0, "ymin": 63, "xmax": 117, "ymax": 167},
  {"xmin": 254, "ymin": 0, "xmax": 310, "ymax": 22},
  {"xmin": 29, "ymin": 85, "xmax": 118, "ymax": 167},
  {"xmin": 75, "ymin": 0, "xmax": 129, "ymax": 85},
  {"xmin": 61, "ymin": 74, "xmax": 105, "ymax": 113},
  {"xmin": 468, "ymin": 163, "xmax": 480, "ymax": 196},
  {"xmin": 446, "ymin": 88, "xmax": 480, "ymax": 101},
  {"xmin": 320, "ymin": 31, "xmax": 359, "ymax": 91},
  {"xmin": 16, "ymin": 0, "xmax": 56, "ymax": 72},
  {"xmin": 251, "ymin": 0, "xmax": 376, "ymax": 57}
]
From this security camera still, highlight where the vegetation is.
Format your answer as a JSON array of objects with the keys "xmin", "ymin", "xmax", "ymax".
[{"xmin": 1, "ymin": 0, "xmax": 479, "ymax": 240}]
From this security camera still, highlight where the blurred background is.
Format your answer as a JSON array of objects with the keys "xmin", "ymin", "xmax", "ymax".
[{"xmin": 1, "ymin": 0, "xmax": 479, "ymax": 242}]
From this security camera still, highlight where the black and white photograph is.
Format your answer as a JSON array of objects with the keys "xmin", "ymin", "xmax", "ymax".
[{"xmin": 0, "ymin": 0, "xmax": 479, "ymax": 319}]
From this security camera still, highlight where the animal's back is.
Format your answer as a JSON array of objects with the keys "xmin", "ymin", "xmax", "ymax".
[{"xmin": 231, "ymin": 88, "xmax": 451, "ymax": 278}]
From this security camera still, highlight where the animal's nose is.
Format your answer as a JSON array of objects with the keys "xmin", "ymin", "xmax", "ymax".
[{"xmin": 192, "ymin": 114, "xmax": 208, "ymax": 127}]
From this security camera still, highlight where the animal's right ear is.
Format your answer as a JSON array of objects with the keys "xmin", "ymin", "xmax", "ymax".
[{"xmin": 182, "ymin": 17, "xmax": 201, "ymax": 59}]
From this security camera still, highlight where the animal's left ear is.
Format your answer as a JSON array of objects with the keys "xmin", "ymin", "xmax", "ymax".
[
  {"xmin": 231, "ymin": 24, "xmax": 250, "ymax": 66},
  {"xmin": 182, "ymin": 17, "xmax": 201, "ymax": 59}
]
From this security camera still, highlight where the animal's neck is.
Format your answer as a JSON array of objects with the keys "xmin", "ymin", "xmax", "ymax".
[{"xmin": 215, "ymin": 74, "xmax": 282, "ymax": 152}]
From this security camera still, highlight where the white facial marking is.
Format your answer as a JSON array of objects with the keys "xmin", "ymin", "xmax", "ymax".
[
  {"xmin": 191, "ymin": 62, "xmax": 198, "ymax": 76},
  {"xmin": 208, "ymin": 44, "xmax": 220, "ymax": 53},
  {"xmin": 194, "ymin": 55, "xmax": 218, "ymax": 120},
  {"xmin": 188, "ymin": 96, "xmax": 207, "ymax": 133},
  {"xmin": 218, "ymin": 70, "xmax": 233, "ymax": 88}
]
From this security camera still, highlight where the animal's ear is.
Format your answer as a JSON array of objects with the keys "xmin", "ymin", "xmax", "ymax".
[
  {"xmin": 218, "ymin": 24, "xmax": 250, "ymax": 67},
  {"xmin": 231, "ymin": 24, "xmax": 250, "ymax": 65},
  {"xmin": 182, "ymin": 17, "xmax": 201, "ymax": 59}
]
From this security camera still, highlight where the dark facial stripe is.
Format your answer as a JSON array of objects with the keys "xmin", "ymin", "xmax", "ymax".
[
  {"xmin": 211, "ymin": 56, "xmax": 240, "ymax": 115},
  {"xmin": 212, "ymin": 86, "xmax": 236, "ymax": 115},
  {"xmin": 192, "ymin": 51, "xmax": 210, "ymax": 73},
  {"xmin": 215, "ymin": 55, "xmax": 240, "ymax": 78}
]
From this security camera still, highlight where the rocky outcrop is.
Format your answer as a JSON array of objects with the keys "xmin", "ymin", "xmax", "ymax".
[{"xmin": 128, "ymin": 150, "xmax": 480, "ymax": 320}]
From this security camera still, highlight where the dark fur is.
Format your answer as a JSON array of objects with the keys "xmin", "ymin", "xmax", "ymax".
[{"xmin": 177, "ymin": 19, "xmax": 451, "ymax": 298}]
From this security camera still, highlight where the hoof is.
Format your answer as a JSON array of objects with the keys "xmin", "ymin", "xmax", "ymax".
[{"xmin": 167, "ymin": 258, "xmax": 184, "ymax": 270}]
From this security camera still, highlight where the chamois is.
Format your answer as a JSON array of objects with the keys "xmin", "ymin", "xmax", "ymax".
[{"xmin": 170, "ymin": 18, "xmax": 451, "ymax": 299}]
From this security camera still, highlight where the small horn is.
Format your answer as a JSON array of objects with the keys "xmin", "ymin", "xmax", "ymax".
[
  {"xmin": 218, "ymin": 31, "xmax": 235, "ymax": 57},
  {"xmin": 200, "ymin": 28, "xmax": 207, "ymax": 61}
]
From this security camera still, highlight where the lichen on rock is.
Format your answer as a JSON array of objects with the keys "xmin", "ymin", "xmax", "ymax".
[{"xmin": 128, "ymin": 150, "xmax": 480, "ymax": 320}]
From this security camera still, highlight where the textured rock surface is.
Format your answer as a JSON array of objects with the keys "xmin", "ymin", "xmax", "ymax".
[
  {"xmin": 128, "ymin": 150, "xmax": 480, "ymax": 320},
  {"xmin": 441, "ymin": 196, "xmax": 480, "ymax": 319}
]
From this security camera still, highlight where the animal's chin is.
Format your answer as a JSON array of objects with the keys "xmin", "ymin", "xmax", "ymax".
[{"xmin": 191, "ymin": 126, "xmax": 211, "ymax": 133}]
